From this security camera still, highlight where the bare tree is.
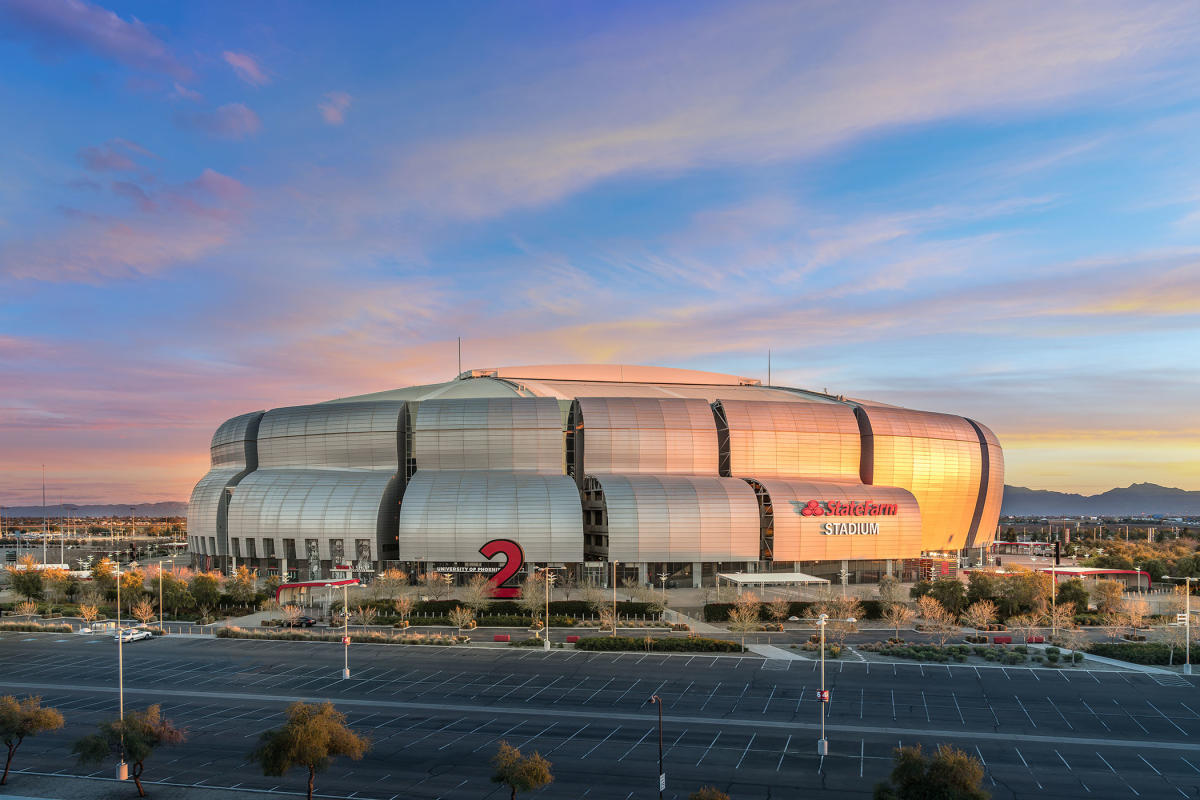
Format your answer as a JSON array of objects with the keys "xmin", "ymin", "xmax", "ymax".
[
  {"xmin": 961, "ymin": 600, "xmax": 997, "ymax": 632},
  {"xmin": 421, "ymin": 572, "xmax": 450, "ymax": 601},
  {"xmin": 1100, "ymin": 611, "xmax": 1124, "ymax": 642},
  {"xmin": 281, "ymin": 605, "xmax": 303, "ymax": 626},
  {"xmin": 14, "ymin": 601, "xmax": 38, "ymax": 624},
  {"xmin": 580, "ymin": 579, "xmax": 605, "ymax": 614},
  {"xmin": 766, "ymin": 598, "xmax": 791, "ymax": 627},
  {"xmin": 598, "ymin": 606, "xmax": 617, "ymax": 637},
  {"xmin": 519, "ymin": 572, "xmax": 547, "ymax": 628},
  {"xmin": 394, "ymin": 596, "xmax": 413, "ymax": 625},
  {"xmin": 882, "ymin": 603, "xmax": 915, "ymax": 642},
  {"xmin": 78, "ymin": 604, "xmax": 99, "ymax": 627},
  {"xmin": 915, "ymin": 595, "xmax": 958, "ymax": 645},
  {"xmin": 876, "ymin": 575, "xmax": 905, "ymax": 606},
  {"xmin": 1007, "ymin": 613, "xmax": 1039, "ymax": 644},
  {"xmin": 449, "ymin": 605, "xmax": 473, "ymax": 634},
  {"xmin": 461, "ymin": 574, "xmax": 494, "ymax": 616},
  {"xmin": 353, "ymin": 605, "xmax": 377, "ymax": 631},
  {"xmin": 1121, "ymin": 597, "xmax": 1149, "ymax": 638},
  {"xmin": 727, "ymin": 605, "xmax": 759, "ymax": 649},
  {"xmin": 131, "ymin": 599, "xmax": 156, "ymax": 627},
  {"xmin": 620, "ymin": 577, "xmax": 640, "ymax": 602}
]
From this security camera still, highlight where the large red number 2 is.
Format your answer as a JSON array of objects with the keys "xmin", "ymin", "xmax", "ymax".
[{"xmin": 479, "ymin": 539, "xmax": 524, "ymax": 599}]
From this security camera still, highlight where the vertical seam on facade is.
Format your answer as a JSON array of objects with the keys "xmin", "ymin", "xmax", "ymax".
[{"xmin": 964, "ymin": 417, "xmax": 990, "ymax": 548}]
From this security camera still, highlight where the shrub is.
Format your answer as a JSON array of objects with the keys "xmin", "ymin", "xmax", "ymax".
[
  {"xmin": 216, "ymin": 626, "xmax": 466, "ymax": 645},
  {"xmin": 0, "ymin": 622, "xmax": 74, "ymax": 633},
  {"xmin": 1087, "ymin": 642, "xmax": 1198, "ymax": 666},
  {"xmin": 508, "ymin": 637, "xmax": 546, "ymax": 647},
  {"xmin": 573, "ymin": 636, "xmax": 742, "ymax": 653}
]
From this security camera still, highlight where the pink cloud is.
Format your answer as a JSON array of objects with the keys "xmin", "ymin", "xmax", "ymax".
[
  {"xmin": 171, "ymin": 81, "xmax": 201, "ymax": 102},
  {"xmin": 76, "ymin": 138, "xmax": 154, "ymax": 172},
  {"xmin": 318, "ymin": 91, "xmax": 352, "ymax": 125},
  {"xmin": 0, "ymin": 0, "xmax": 191, "ymax": 79},
  {"xmin": 176, "ymin": 102, "xmax": 261, "ymax": 139},
  {"xmin": 222, "ymin": 50, "xmax": 269, "ymax": 86}
]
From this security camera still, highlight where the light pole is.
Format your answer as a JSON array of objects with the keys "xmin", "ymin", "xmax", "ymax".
[
  {"xmin": 115, "ymin": 560, "xmax": 127, "ymax": 780},
  {"xmin": 815, "ymin": 612, "xmax": 855, "ymax": 756},
  {"xmin": 612, "ymin": 560, "xmax": 619, "ymax": 636},
  {"xmin": 839, "ymin": 567, "xmax": 849, "ymax": 599},
  {"xmin": 537, "ymin": 567, "xmax": 562, "ymax": 651},
  {"xmin": 649, "ymin": 694, "xmax": 664, "ymax": 799},
  {"xmin": 1050, "ymin": 560, "xmax": 1057, "ymax": 640},
  {"xmin": 342, "ymin": 582, "xmax": 351, "ymax": 679},
  {"xmin": 658, "ymin": 572, "xmax": 669, "ymax": 602},
  {"xmin": 1135, "ymin": 564, "xmax": 1142, "ymax": 595},
  {"xmin": 1163, "ymin": 576, "xmax": 1194, "ymax": 675}
]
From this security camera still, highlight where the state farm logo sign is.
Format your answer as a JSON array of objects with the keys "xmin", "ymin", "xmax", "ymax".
[
  {"xmin": 793, "ymin": 499, "xmax": 895, "ymax": 536},
  {"xmin": 797, "ymin": 499, "xmax": 897, "ymax": 517}
]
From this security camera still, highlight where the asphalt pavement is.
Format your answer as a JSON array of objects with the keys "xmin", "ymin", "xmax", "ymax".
[{"xmin": 0, "ymin": 632, "xmax": 1197, "ymax": 799}]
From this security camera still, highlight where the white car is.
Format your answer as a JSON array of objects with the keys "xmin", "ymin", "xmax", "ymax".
[{"xmin": 114, "ymin": 628, "xmax": 153, "ymax": 643}]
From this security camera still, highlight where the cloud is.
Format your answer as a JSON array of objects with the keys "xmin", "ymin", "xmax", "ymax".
[
  {"xmin": 175, "ymin": 102, "xmax": 261, "ymax": 139},
  {"xmin": 0, "ymin": 0, "xmax": 190, "ymax": 79},
  {"xmin": 389, "ymin": 1, "xmax": 1198, "ymax": 218},
  {"xmin": 170, "ymin": 81, "xmax": 201, "ymax": 102},
  {"xmin": 222, "ymin": 51, "xmax": 269, "ymax": 86},
  {"xmin": 3, "ymin": 168, "xmax": 249, "ymax": 282},
  {"xmin": 76, "ymin": 138, "xmax": 154, "ymax": 172},
  {"xmin": 318, "ymin": 92, "xmax": 352, "ymax": 125}
]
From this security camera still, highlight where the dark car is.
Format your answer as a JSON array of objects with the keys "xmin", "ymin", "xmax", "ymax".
[{"xmin": 282, "ymin": 616, "xmax": 317, "ymax": 628}]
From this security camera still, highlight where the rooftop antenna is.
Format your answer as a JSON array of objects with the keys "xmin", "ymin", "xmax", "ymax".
[{"xmin": 457, "ymin": 337, "xmax": 462, "ymax": 377}]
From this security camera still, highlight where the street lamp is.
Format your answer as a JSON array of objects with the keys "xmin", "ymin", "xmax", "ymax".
[
  {"xmin": 1135, "ymin": 564, "xmax": 1142, "ymax": 595},
  {"xmin": 838, "ymin": 567, "xmax": 849, "ymax": 599},
  {"xmin": 815, "ymin": 613, "xmax": 855, "ymax": 756},
  {"xmin": 658, "ymin": 572, "xmax": 669, "ymax": 602},
  {"xmin": 612, "ymin": 560, "xmax": 619, "ymax": 636},
  {"xmin": 115, "ymin": 560, "xmax": 127, "ymax": 781},
  {"xmin": 1162, "ymin": 576, "xmax": 1195, "ymax": 675},
  {"xmin": 649, "ymin": 695, "xmax": 664, "ymax": 799},
  {"xmin": 536, "ymin": 567, "xmax": 563, "ymax": 651}
]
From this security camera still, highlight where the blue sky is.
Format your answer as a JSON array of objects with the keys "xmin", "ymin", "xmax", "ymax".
[{"xmin": 1, "ymin": 0, "xmax": 1198, "ymax": 503}]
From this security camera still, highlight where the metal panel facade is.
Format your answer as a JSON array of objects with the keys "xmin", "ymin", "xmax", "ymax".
[
  {"xmin": 596, "ymin": 474, "xmax": 760, "ymax": 562},
  {"xmin": 761, "ymin": 479, "xmax": 921, "ymax": 561},
  {"xmin": 398, "ymin": 470, "xmax": 583, "ymax": 562},
  {"xmin": 721, "ymin": 399, "xmax": 860, "ymax": 480},
  {"xmin": 971, "ymin": 421, "xmax": 1005, "ymax": 549},
  {"xmin": 399, "ymin": 397, "xmax": 582, "ymax": 563},
  {"xmin": 577, "ymin": 397, "xmax": 718, "ymax": 475},
  {"xmin": 256, "ymin": 402, "xmax": 404, "ymax": 470},
  {"xmin": 858, "ymin": 406, "xmax": 983, "ymax": 552},
  {"xmin": 187, "ymin": 468, "xmax": 241, "ymax": 556},
  {"xmin": 412, "ymin": 397, "xmax": 564, "ymax": 472},
  {"xmin": 226, "ymin": 469, "xmax": 398, "ymax": 565}
]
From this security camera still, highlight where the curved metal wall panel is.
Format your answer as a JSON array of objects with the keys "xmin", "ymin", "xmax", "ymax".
[
  {"xmin": 412, "ymin": 397, "xmax": 564, "ymax": 472},
  {"xmin": 577, "ymin": 397, "xmax": 718, "ymax": 475},
  {"xmin": 720, "ymin": 400, "xmax": 860, "ymax": 480},
  {"xmin": 226, "ymin": 469, "xmax": 398, "ymax": 563},
  {"xmin": 595, "ymin": 474, "xmax": 759, "ymax": 562},
  {"xmin": 187, "ymin": 468, "xmax": 241, "ymax": 556},
  {"xmin": 857, "ymin": 406, "xmax": 982, "ymax": 551},
  {"xmin": 256, "ymin": 402, "xmax": 404, "ymax": 471},
  {"xmin": 970, "ymin": 421, "xmax": 1005, "ymax": 549},
  {"xmin": 210, "ymin": 411, "xmax": 265, "ymax": 468},
  {"xmin": 397, "ymin": 471, "xmax": 583, "ymax": 562},
  {"xmin": 760, "ymin": 479, "xmax": 921, "ymax": 561}
]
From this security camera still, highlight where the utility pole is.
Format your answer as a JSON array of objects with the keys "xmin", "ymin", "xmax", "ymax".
[
  {"xmin": 612, "ymin": 560, "xmax": 619, "ymax": 636},
  {"xmin": 115, "ymin": 560, "xmax": 128, "ymax": 780},
  {"xmin": 650, "ymin": 695, "xmax": 664, "ymax": 798},
  {"xmin": 41, "ymin": 464, "xmax": 47, "ymax": 563}
]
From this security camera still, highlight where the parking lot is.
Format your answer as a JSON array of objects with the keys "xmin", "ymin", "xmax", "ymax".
[{"xmin": 1, "ymin": 633, "xmax": 1198, "ymax": 798}]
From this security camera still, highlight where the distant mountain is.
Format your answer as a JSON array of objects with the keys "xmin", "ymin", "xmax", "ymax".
[
  {"xmin": 1002, "ymin": 483, "xmax": 1200, "ymax": 517},
  {"xmin": 0, "ymin": 502, "xmax": 187, "ymax": 519}
]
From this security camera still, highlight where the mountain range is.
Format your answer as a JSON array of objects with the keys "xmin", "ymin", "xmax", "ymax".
[{"xmin": 2, "ymin": 483, "xmax": 1197, "ymax": 520}]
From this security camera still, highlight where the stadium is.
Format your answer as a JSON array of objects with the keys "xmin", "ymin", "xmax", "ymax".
[{"xmin": 187, "ymin": 365, "xmax": 1003, "ymax": 589}]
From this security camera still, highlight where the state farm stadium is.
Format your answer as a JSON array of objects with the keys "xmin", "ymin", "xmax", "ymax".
[{"xmin": 187, "ymin": 365, "xmax": 1003, "ymax": 588}]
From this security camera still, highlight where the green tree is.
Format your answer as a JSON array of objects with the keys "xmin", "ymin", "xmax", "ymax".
[
  {"xmin": 159, "ymin": 573, "xmax": 193, "ymax": 617},
  {"xmin": 91, "ymin": 557, "xmax": 117, "ymax": 597},
  {"xmin": 908, "ymin": 580, "xmax": 932, "ymax": 600},
  {"xmin": 1056, "ymin": 578, "xmax": 1089, "ymax": 611},
  {"xmin": 5, "ymin": 556, "xmax": 44, "ymax": 601},
  {"xmin": 874, "ymin": 743, "xmax": 989, "ymax": 800},
  {"xmin": 226, "ymin": 565, "xmax": 257, "ymax": 605},
  {"xmin": 73, "ymin": 705, "xmax": 185, "ymax": 797},
  {"xmin": 965, "ymin": 572, "xmax": 1001, "ymax": 606},
  {"xmin": 928, "ymin": 579, "xmax": 966, "ymax": 615},
  {"xmin": 250, "ymin": 701, "xmax": 369, "ymax": 800},
  {"xmin": 119, "ymin": 569, "xmax": 146, "ymax": 611},
  {"xmin": 1, "ymin": 695, "xmax": 64, "ymax": 785},
  {"xmin": 189, "ymin": 573, "xmax": 222, "ymax": 609},
  {"xmin": 491, "ymin": 739, "xmax": 553, "ymax": 800}
]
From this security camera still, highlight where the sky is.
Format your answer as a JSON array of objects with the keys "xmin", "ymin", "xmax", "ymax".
[{"xmin": 1, "ymin": 0, "xmax": 1199, "ymax": 505}]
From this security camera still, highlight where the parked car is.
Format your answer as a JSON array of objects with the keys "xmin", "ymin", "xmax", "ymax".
[
  {"xmin": 114, "ymin": 628, "xmax": 153, "ymax": 643},
  {"xmin": 283, "ymin": 616, "xmax": 317, "ymax": 628}
]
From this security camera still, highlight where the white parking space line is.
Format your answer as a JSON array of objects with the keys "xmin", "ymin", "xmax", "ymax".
[
  {"xmin": 546, "ymin": 723, "xmax": 589, "ymax": 754},
  {"xmin": 1146, "ymin": 700, "xmax": 1189, "ymax": 736},
  {"xmin": 1138, "ymin": 754, "xmax": 1162, "ymax": 775},
  {"xmin": 662, "ymin": 728, "xmax": 688, "ymax": 759},
  {"xmin": 1013, "ymin": 747, "xmax": 1043, "ymax": 790},
  {"xmin": 524, "ymin": 676, "xmax": 562, "ymax": 703},
  {"xmin": 762, "ymin": 686, "xmax": 776, "ymax": 714},
  {"xmin": 614, "ymin": 678, "xmax": 642, "ymax": 704},
  {"xmin": 1046, "ymin": 696, "xmax": 1074, "ymax": 730},
  {"xmin": 695, "ymin": 732, "xmax": 721, "ymax": 766},
  {"xmin": 699, "ymin": 682, "xmax": 723, "ymax": 711},
  {"xmin": 471, "ymin": 721, "xmax": 524, "ymax": 753},
  {"xmin": 1181, "ymin": 756, "xmax": 1200, "ymax": 774},
  {"xmin": 735, "ymin": 733, "xmax": 756, "ymax": 769},
  {"xmin": 581, "ymin": 726, "xmax": 620, "ymax": 759},
  {"xmin": 950, "ymin": 691, "xmax": 966, "ymax": 725},
  {"xmin": 1114, "ymin": 699, "xmax": 1149, "ymax": 734},
  {"xmin": 617, "ymin": 726, "xmax": 654, "ymax": 762},
  {"xmin": 1081, "ymin": 699, "xmax": 1111, "ymax": 731},
  {"xmin": 1014, "ymin": 695, "xmax": 1038, "ymax": 728},
  {"xmin": 919, "ymin": 691, "xmax": 931, "ymax": 723},
  {"xmin": 583, "ymin": 677, "xmax": 614, "ymax": 704},
  {"xmin": 516, "ymin": 722, "xmax": 557, "ymax": 751}
]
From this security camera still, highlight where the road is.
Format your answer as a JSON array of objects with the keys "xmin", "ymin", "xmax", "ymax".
[{"xmin": 0, "ymin": 633, "xmax": 1198, "ymax": 799}]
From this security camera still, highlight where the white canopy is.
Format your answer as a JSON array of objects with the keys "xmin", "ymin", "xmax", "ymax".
[{"xmin": 716, "ymin": 571, "xmax": 830, "ymax": 590}]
